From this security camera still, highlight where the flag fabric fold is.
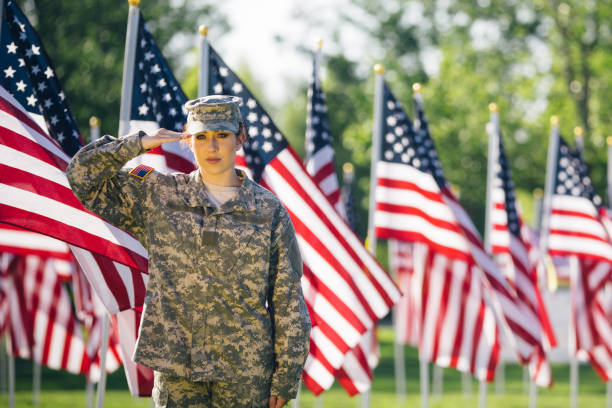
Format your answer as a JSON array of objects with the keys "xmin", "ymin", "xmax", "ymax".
[
  {"xmin": 206, "ymin": 44, "xmax": 401, "ymax": 394},
  {"xmin": 546, "ymin": 135, "xmax": 612, "ymax": 381},
  {"xmin": 487, "ymin": 125, "xmax": 556, "ymax": 386}
]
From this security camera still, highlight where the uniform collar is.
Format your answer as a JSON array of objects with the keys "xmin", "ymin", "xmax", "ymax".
[{"xmin": 183, "ymin": 169, "xmax": 256, "ymax": 214}]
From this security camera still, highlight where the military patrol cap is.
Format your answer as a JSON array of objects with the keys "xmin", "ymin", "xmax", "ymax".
[{"xmin": 184, "ymin": 95, "xmax": 243, "ymax": 135}]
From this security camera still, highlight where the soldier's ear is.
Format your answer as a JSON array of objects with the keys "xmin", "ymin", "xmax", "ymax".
[{"xmin": 235, "ymin": 130, "xmax": 246, "ymax": 151}]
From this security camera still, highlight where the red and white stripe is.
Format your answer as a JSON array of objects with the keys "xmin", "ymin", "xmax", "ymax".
[
  {"xmin": 548, "ymin": 195, "xmax": 612, "ymax": 263},
  {"xmin": 0, "ymin": 254, "xmax": 32, "ymax": 358},
  {"xmin": 570, "ymin": 258, "xmax": 612, "ymax": 381},
  {"xmin": 388, "ymin": 240, "xmax": 422, "ymax": 347},
  {"xmin": 305, "ymin": 144, "xmax": 344, "ymax": 217},
  {"xmin": 239, "ymin": 146, "xmax": 400, "ymax": 394},
  {"xmin": 125, "ymin": 120, "xmax": 195, "ymax": 174},
  {"xmin": 375, "ymin": 160, "xmax": 544, "ymax": 376},
  {"xmin": 0, "ymin": 224, "xmax": 71, "ymax": 260},
  {"xmin": 490, "ymin": 188, "xmax": 557, "ymax": 386},
  {"xmin": 9, "ymin": 255, "xmax": 90, "ymax": 374},
  {"xmin": 113, "ymin": 308, "xmax": 154, "ymax": 397},
  {"xmin": 0, "ymin": 86, "xmax": 148, "ymax": 313}
]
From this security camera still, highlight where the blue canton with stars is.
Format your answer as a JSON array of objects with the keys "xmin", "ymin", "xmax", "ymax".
[
  {"xmin": 380, "ymin": 82, "xmax": 446, "ymax": 189},
  {"xmin": 495, "ymin": 137, "xmax": 521, "ymax": 237},
  {"xmin": 208, "ymin": 46, "xmax": 288, "ymax": 182},
  {"xmin": 554, "ymin": 136, "xmax": 602, "ymax": 207},
  {"xmin": 305, "ymin": 58, "xmax": 333, "ymax": 164},
  {"xmin": 1, "ymin": 1, "xmax": 82, "ymax": 157},
  {"xmin": 130, "ymin": 13, "xmax": 187, "ymax": 131}
]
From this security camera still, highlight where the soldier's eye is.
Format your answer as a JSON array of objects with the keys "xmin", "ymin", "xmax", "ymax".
[
  {"xmin": 217, "ymin": 133, "xmax": 229, "ymax": 138},
  {"xmin": 196, "ymin": 134, "xmax": 206, "ymax": 140}
]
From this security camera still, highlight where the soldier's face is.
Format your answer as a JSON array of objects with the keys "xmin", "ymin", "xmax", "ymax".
[{"xmin": 191, "ymin": 130, "xmax": 245, "ymax": 185}]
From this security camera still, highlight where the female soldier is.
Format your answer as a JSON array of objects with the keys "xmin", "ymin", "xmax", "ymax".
[{"xmin": 67, "ymin": 95, "xmax": 311, "ymax": 408}]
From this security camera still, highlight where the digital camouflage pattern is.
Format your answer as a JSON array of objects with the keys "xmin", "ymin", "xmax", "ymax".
[
  {"xmin": 66, "ymin": 132, "xmax": 311, "ymax": 400},
  {"xmin": 153, "ymin": 370, "xmax": 271, "ymax": 408}
]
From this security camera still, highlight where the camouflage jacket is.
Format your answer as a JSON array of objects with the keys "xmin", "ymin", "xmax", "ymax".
[{"xmin": 66, "ymin": 132, "xmax": 311, "ymax": 399}]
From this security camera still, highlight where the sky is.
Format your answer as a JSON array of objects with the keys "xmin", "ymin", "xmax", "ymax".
[{"xmin": 199, "ymin": 0, "xmax": 373, "ymax": 105}]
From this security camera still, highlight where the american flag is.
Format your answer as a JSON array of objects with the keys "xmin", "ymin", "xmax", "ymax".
[
  {"xmin": 0, "ymin": 1, "xmax": 149, "ymax": 314},
  {"xmin": 388, "ymin": 239, "xmax": 422, "ymax": 347},
  {"xmin": 303, "ymin": 52, "xmax": 378, "ymax": 395},
  {"xmin": 123, "ymin": 11, "xmax": 195, "ymax": 174},
  {"xmin": 304, "ymin": 55, "xmax": 344, "ymax": 218},
  {"xmin": 374, "ymin": 82, "xmax": 546, "ymax": 380},
  {"xmin": 1, "ymin": 254, "xmax": 90, "ymax": 374},
  {"xmin": 207, "ymin": 45, "xmax": 401, "ymax": 394},
  {"xmin": 488, "ymin": 123, "xmax": 556, "ymax": 386},
  {"xmin": 546, "ymin": 135, "xmax": 612, "ymax": 381}
]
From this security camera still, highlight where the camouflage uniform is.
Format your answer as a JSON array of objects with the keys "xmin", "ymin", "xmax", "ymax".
[{"xmin": 66, "ymin": 132, "xmax": 311, "ymax": 406}]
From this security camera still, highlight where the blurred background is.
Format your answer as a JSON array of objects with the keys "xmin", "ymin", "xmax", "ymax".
[{"xmin": 20, "ymin": 0, "xmax": 612, "ymax": 238}]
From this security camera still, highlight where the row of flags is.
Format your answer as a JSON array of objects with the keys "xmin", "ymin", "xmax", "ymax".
[{"xmin": 1, "ymin": 0, "xmax": 612, "ymax": 400}]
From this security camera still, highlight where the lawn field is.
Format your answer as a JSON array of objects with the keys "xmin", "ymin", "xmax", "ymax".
[{"xmin": 2, "ymin": 326, "xmax": 608, "ymax": 407}]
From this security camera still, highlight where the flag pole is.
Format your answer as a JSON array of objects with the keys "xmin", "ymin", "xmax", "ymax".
[
  {"xmin": 33, "ymin": 359, "xmax": 40, "ymax": 407},
  {"xmin": 89, "ymin": 116, "xmax": 101, "ymax": 142},
  {"xmin": 411, "ymin": 83, "xmax": 431, "ymax": 408},
  {"xmin": 6, "ymin": 334, "xmax": 14, "ymax": 408},
  {"xmin": 118, "ymin": 0, "xmax": 141, "ymax": 137},
  {"xmin": 367, "ymin": 63, "xmax": 388, "ymax": 407},
  {"xmin": 95, "ymin": 314, "xmax": 111, "ymax": 408},
  {"xmin": 197, "ymin": 25, "xmax": 209, "ymax": 97}
]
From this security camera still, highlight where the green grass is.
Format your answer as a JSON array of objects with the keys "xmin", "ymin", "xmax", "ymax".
[{"xmin": 1, "ymin": 326, "xmax": 608, "ymax": 407}]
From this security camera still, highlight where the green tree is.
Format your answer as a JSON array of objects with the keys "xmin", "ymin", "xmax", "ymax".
[{"xmin": 21, "ymin": 0, "xmax": 227, "ymax": 142}]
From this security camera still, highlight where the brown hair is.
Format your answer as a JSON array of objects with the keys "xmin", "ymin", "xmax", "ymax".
[{"xmin": 181, "ymin": 120, "xmax": 246, "ymax": 149}]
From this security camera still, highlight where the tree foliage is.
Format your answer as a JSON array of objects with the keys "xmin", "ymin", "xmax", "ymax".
[
  {"xmin": 21, "ymin": 0, "xmax": 227, "ymax": 142},
  {"xmin": 282, "ymin": 0, "xmax": 612, "ymax": 234}
]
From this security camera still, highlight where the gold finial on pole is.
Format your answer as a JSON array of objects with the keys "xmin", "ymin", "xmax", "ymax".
[
  {"xmin": 199, "ymin": 25, "xmax": 209, "ymax": 36},
  {"xmin": 607, "ymin": 136, "xmax": 612, "ymax": 147},
  {"xmin": 128, "ymin": 0, "xmax": 140, "ymax": 7},
  {"xmin": 533, "ymin": 187, "xmax": 543, "ymax": 199},
  {"xmin": 412, "ymin": 83, "xmax": 422, "ymax": 93},
  {"xmin": 573, "ymin": 126, "xmax": 584, "ymax": 137},
  {"xmin": 373, "ymin": 64, "xmax": 385, "ymax": 75},
  {"xmin": 317, "ymin": 39, "xmax": 323, "ymax": 50},
  {"xmin": 343, "ymin": 162, "xmax": 354, "ymax": 174},
  {"xmin": 550, "ymin": 115, "xmax": 559, "ymax": 126},
  {"xmin": 89, "ymin": 116, "xmax": 100, "ymax": 127},
  {"xmin": 488, "ymin": 103, "xmax": 498, "ymax": 113}
]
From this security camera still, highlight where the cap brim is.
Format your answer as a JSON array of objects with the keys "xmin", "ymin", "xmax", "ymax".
[{"xmin": 187, "ymin": 120, "xmax": 239, "ymax": 135}]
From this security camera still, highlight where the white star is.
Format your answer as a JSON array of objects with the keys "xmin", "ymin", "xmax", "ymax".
[
  {"xmin": 213, "ymin": 83, "xmax": 223, "ymax": 94},
  {"xmin": 248, "ymin": 126, "xmax": 258, "ymax": 137},
  {"xmin": 19, "ymin": 32, "xmax": 26, "ymax": 41},
  {"xmin": 26, "ymin": 94, "xmax": 37, "ymax": 106},
  {"xmin": 138, "ymin": 62, "xmax": 144, "ymax": 71},
  {"xmin": 231, "ymin": 82, "xmax": 243, "ymax": 93},
  {"xmin": 140, "ymin": 83, "xmax": 147, "ymax": 93},
  {"xmin": 262, "ymin": 128, "xmax": 271, "ymax": 138},
  {"xmin": 3, "ymin": 66, "xmax": 16, "ymax": 78},
  {"xmin": 6, "ymin": 42, "xmax": 17, "ymax": 54},
  {"xmin": 247, "ymin": 99, "xmax": 256, "ymax": 109},
  {"xmin": 144, "ymin": 51, "xmax": 154, "ymax": 61},
  {"xmin": 58, "ymin": 91, "xmax": 65, "ymax": 101},
  {"xmin": 219, "ymin": 67, "xmax": 228, "ymax": 77},
  {"xmin": 44, "ymin": 99, "xmax": 53, "ymax": 108},
  {"xmin": 163, "ymin": 93, "xmax": 171, "ymax": 101},
  {"xmin": 18, "ymin": 58, "xmax": 25, "ymax": 67},
  {"xmin": 18, "ymin": 22, "xmax": 26, "ymax": 32},
  {"xmin": 15, "ymin": 80, "xmax": 27, "ymax": 92},
  {"xmin": 57, "ymin": 132, "xmax": 65, "ymax": 142},
  {"xmin": 169, "ymin": 107, "xmax": 177, "ymax": 116},
  {"xmin": 151, "ymin": 64, "xmax": 160, "ymax": 74},
  {"xmin": 31, "ymin": 45, "xmax": 40, "ymax": 55},
  {"xmin": 138, "ymin": 104, "xmax": 149, "ymax": 116},
  {"xmin": 247, "ymin": 112, "xmax": 258, "ymax": 122},
  {"xmin": 25, "ymin": 49, "xmax": 33, "ymax": 58},
  {"xmin": 157, "ymin": 78, "xmax": 167, "ymax": 88},
  {"xmin": 262, "ymin": 142, "xmax": 273, "ymax": 153},
  {"xmin": 50, "ymin": 115, "xmax": 59, "ymax": 125},
  {"xmin": 156, "ymin": 112, "xmax": 162, "ymax": 122},
  {"xmin": 140, "ymin": 39, "xmax": 147, "ymax": 48},
  {"xmin": 44, "ymin": 67, "xmax": 54, "ymax": 78},
  {"xmin": 31, "ymin": 65, "xmax": 40, "ymax": 75},
  {"xmin": 261, "ymin": 115, "xmax": 269, "ymax": 125}
]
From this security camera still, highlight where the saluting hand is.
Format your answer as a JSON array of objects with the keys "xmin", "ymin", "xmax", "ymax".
[
  {"xmin": 269, "ymin": 395, "xmax": 288, "ymax": 408},
  {"xmin": 140, "ymin": 128, "xmax": 191, "ymax": 150}
]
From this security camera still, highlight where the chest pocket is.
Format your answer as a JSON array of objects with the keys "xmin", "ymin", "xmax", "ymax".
[{"xmin": 214, "ymin": 213, "xmax": 271, "ymax": 280}]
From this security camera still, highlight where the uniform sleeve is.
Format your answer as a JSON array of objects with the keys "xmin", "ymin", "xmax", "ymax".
[
  {"xmin": 66, "ymin": 132, "xmax": 149, "ymax": 244},
  {"xmin": 268, "ymin": 208, "xmax": 311, "ymax": 400}
]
